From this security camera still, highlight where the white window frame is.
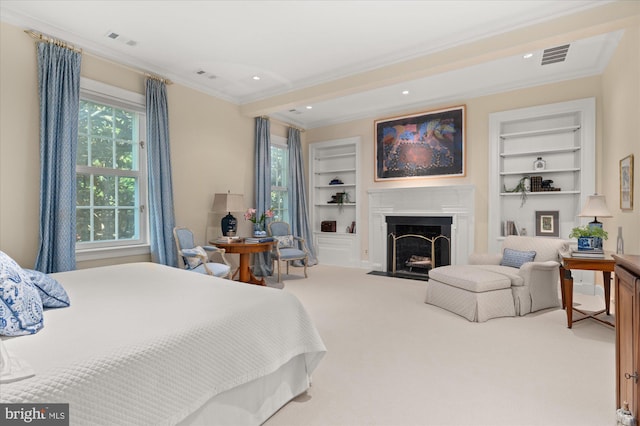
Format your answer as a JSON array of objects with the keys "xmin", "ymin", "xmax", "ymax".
[
  {"xmin": 270, "ymin": 135, "xmax": 289, "ymax": 223},
  {"xmin": 76, "ymin": 78, "xmax": 149, "ymax": 261}
]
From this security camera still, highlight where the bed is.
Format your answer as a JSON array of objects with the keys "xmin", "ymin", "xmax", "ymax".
[{"xmin": 0, "ymin": 262, "xmax": 326, "ymax": 425}]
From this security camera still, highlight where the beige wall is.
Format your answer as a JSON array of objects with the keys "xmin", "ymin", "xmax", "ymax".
[
  {"xmin": 0, "ymin": 22, "xmax": 257, "ymax": 268},
  {"xmin": 601, "ymin": 24, "xmax": 640, "ymax": 255},
  {"xmin": 1, "ymin": 17, "xmax": 638, "ymax": 269},
  {"xmin": 306, "ymin": 77, "xmax": 604, "ymax": 259}
]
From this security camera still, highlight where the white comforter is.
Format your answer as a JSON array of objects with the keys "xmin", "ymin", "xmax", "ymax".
[{"xmin": 0, "ymin": 263, "xmax": 326, "ymax": 425}]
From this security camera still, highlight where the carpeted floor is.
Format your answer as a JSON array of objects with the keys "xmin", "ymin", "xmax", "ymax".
[{"xmin": 263, "ymin": 264, "xmax": 616, "ymax": 426}]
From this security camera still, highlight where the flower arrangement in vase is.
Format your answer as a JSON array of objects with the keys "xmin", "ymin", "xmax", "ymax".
[{"xmin": 244, "ymin": 208, "xmax": 274, "ymax": 237}]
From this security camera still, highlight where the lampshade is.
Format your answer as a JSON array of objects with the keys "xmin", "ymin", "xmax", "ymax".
[
  {"xmin": 212, "ymin": 191, "xmax": 245, "ymax": 236},
  {"xmin": 212, "ymin": 192, "xmax": 245, "ymax": 214},
  {"xmin": 578, "ymin": 194, "xmax": 612, "ymax": 219}
]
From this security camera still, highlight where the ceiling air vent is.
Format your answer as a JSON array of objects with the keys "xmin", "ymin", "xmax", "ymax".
[
  {"xmin": 541, "ymin": 44, "xmax": 570, "ymax": 65},
  {"xmin": 104, "ymin": 30, "xmax": 137, "ymax": 47}
]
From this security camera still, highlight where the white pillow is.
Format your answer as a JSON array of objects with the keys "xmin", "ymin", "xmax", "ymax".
[
  {"xmin": 181, "ymin": 246, "xmax": 207, "ymax": 269},
  {"xmin": 274, "ymin": 235, "xmax": 295, "ymax": 248}
]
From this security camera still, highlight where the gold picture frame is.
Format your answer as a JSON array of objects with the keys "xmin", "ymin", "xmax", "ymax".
[
  {"xmin": 374, "ymin": 105, "xmax": 465, "ymax": 181},
  {"xmin": 620, "ymin": 154, "xmax": 634, "ymax": 211}
]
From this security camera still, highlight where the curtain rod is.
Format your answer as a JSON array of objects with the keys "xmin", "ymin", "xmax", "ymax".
[
  {"xmin": 260, "ymin": 116, "xmax": 306, "ymax": 132},
  {"xmin": 25, "ymin": 29, "xmax": 82, "ymax": 53},
  {"xmin": 24, "ymin": 29, "xmax": 173, "ymax": 85}
]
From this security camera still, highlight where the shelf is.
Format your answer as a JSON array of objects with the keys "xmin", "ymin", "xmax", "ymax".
[
  {"xmin": 500, "ymin": 146, "xmax": 580, "ymax": 158},
  {"xmin": 500, "ymin": 168, "xmax": 580, "ymax": 176},
  {"xmin": 314, "ymin": 168, "xmax": 356, "ymax": 174},
  {"xmin": 313, "ymin": 231, "xmax": 357, "ymax": 237},
  {"xmin": 500, "ymin": 125, "xmax": 581, "ymax": 139},
  {"xmin": 500, "ymin": 191, "xmax": 580, "ymax": 196},
  {"xmin": 310, "ymin": 137, "xmax": 360, "ymax": 267},
  {"xmin": 314, "ymin": 153, "xmax": 355, "ymax": 160},
  {"xmin": 314, "ymin": 184, "xmax": 356, "ymax": 188}
]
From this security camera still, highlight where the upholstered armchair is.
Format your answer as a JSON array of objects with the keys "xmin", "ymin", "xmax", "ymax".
[
  {"xmin": 267, "ymin": 221, "xmax": 309, "ymax": 282},
  {"xmin": 173, "ymin": 227, "xmax": 231, "ymax": 278},
  {"xmin": 468, "ymin": 236, "xmax": 570, "ymax": 316}
]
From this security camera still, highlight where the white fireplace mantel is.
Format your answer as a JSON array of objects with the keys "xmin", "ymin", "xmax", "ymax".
[{"xmin": 368, "ymin": 185, "xmax": 475, "ymax": 272}]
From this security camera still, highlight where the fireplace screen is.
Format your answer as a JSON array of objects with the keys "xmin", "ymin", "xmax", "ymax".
[{"xmin": 389, "ymin": 233, "xmax": 450, "ymax": 276}]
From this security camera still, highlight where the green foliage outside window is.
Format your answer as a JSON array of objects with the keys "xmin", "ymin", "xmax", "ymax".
[{"xmin": 76, "ymin": 99, "xmax": 139, "ymax": 243}]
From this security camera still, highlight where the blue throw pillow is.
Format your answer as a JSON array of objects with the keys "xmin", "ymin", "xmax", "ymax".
[
  {"xmin": 23, "ymin": 269, "xmax": 70, "ymax": 308},
  {"xmin": 0, "ymin": 251, "xmax": 44, "ymax": 336},
  {"xmin": 500, "ymin": 248, "xmax": 537, "ymax": 268}
]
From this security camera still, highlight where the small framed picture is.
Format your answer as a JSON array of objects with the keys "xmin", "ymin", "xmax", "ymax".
[
  {"xmin": 535, "ymin": 210, "xmax": 559, "ymax": 237},
  {"xmin": 620, "ymin": 154, "xmax": 634, "ymax": 211}
]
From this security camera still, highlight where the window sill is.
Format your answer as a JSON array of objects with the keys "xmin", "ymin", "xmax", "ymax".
[{"xmin": 76, "ymin": 244, "xmax": 151, "ymax": 262}]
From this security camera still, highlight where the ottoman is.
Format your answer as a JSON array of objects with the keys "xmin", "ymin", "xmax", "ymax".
[{"xmin": 425, "ymin": 265, "xmax": 516, "ymax": 322}]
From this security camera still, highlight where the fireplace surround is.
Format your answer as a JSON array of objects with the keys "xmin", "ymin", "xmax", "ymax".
[{"xmin": 368, "ymin": 186, "xmax": 474, "ymax": 273}]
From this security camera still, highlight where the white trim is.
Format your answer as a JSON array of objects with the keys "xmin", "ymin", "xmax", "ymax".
[
  {"xmin": 80, "ymin": 77, "xmax": 145, "ymax": 108},
  {"xmin": 76, "ymin": 80, "xmax": 149, "ymax": 254},
  {"xmin": 76, "ymin": 244, "xmax": 150, "ymax": 262},
  {"xmin": 271, "ymin": 134, "xmax": 287, "ymax": 147}
]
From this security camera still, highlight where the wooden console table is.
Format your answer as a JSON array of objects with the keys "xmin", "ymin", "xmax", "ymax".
[
  {"xmin": 211, "ymin": 240, "xmax": 274, "ymax": 286},
  {"xmin": 559, "ymin": 254, "xmax": 615, "ymax": 329}
]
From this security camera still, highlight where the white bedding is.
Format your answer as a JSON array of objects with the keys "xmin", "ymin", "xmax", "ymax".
[{"xmin": 0, "ymin": 263, "xmax": 326, "ymax": 425}]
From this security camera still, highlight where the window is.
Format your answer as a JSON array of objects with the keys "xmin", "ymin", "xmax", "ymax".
[
  {"xmin": 270, "ymin": 136, "xmax": 288, "ymax": 222},
  {"xmin": 76, "ymin": 79, "xmax": 148, "ymax": 259}
]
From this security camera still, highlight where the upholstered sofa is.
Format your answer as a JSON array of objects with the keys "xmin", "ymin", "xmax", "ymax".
[{"xmin": 426, "ymin": 236, "xmax": 570, "ymax": 321}]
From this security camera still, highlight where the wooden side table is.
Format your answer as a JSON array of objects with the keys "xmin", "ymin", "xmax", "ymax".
[
  {"xmin": 559, "ymin": 254, "xmax": 615, "ymax": 328},
  {"xmin": 211, "ymin": 240, "xmax": 274, "ymax": 286}
]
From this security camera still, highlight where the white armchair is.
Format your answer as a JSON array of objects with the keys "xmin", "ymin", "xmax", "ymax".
[{"xmin": 469, "ymin": 236, "xmax": 570, "ymax": 315}]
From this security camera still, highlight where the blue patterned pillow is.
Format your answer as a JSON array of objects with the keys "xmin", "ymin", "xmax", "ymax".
[
  {"xmin": 23, "ymin": 269, "xmax": 70, "ymax": 308},
  {"xmin": 0, "ymin": 251, "xmax": 44, "ymax": 336},
  {"xmin": 500, "ymin": 248, "xmax": 537, "ymax": 268},
  {"xmin": 274, "ymin": 234, "xmax": 295, "ymax": 248}
]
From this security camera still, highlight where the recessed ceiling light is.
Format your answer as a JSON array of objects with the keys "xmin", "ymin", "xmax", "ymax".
[
  {"xmin": 306, "ymin": 106, "xmax": 313, "ymax": 109},
  {"xmin": 252, "ymin": 75, "xmax": 261, "ymax": 81},
  {"xmin": 523, "ymin": 53, "xmax": 534, "ymax": 59},
  {"xmin": 402, "ymin": 90, "xmax": 409, "ymax": 95}
]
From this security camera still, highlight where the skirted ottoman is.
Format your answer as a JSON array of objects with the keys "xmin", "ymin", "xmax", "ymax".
[{"xmin": 425, "ymin": 265, "xmax": 516, "ymax": 322}]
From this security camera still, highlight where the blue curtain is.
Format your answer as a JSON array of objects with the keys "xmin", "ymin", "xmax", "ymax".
[
  {"xmin": 35, "ymin": 43, "xmax": 81, "ymax": 273},
  {"xmin": 252, "ymin": 117, "xmax": 273, "ymax": 276},
  {"xmin": 288, "ymin": 128, "xmax": 318, "ymax": 266},
  {"xmin": 146, "ymin": 79, "xmax": 177, "ymax": 266}
]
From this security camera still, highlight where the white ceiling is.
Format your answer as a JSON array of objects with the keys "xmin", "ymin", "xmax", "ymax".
[{"xmin": 0, "ymin": 0, "xmax": 624, "ymax": 128}]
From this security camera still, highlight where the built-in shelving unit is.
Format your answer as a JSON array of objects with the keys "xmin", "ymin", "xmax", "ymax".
[
  {"xmin": 488, "ymin": 98, "xmax": 596, "ymax": 255},
  {"xmin": 309, "ymin": 137, "xmax": 360, "ymax": 267}
]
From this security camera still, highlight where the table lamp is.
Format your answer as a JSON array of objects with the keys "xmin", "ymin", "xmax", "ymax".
[
  {"xmin": 578, "ymin": 193, "xmax": 612, "ymax": 249},
  {"xmin": 213, "ymin": 191, "xmax": 245, "ymax": 236}
]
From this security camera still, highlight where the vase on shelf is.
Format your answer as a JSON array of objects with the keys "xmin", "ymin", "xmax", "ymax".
[{"xmin": 533, "ymin": 156, "xmax": 546, "ymax": 171}]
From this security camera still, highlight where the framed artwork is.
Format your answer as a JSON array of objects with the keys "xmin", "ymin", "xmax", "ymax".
[
  {"xmin": 620, "ymin": 154, "xmax": 634, "ymax": 211},
  {"xmin": 374, "ymin": 105, "xmax": 465, "ymax": 181},
  {"xmin": 535, "ymin": 210, "xmax": 559, "ymax": 237}
]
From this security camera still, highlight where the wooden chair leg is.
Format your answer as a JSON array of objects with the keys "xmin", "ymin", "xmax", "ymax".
[
  {"xmin": 303, "ymin": 257, "xmax": 308, "ymax": 278},
  {"xmin": 277, "ymin": 260, "xmax": 281, "ymax": 282}
]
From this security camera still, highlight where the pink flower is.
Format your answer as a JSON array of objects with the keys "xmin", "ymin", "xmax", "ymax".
[
  {"xmin": 244, "ymin": 208, "xmax": 273, "ymax": 225},
  {"xmin": 244, "ymin": 208, "xmax": 257, "ymax": 221}
]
